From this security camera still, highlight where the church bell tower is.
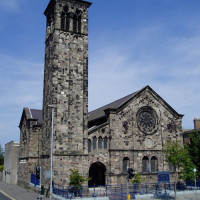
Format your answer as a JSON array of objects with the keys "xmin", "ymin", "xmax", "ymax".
[{"xmin": 42, "ymin": 0, "xmax": 91, "ymax": 184}]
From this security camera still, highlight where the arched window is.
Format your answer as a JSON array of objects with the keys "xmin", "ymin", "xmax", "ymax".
[
  {"xmin": 65, "ymin": 14, "xmax": 70, "ymax": 31},
  {"xmin": 104, "ymin": 137, "xmax": 108, "ymax": 149},
  {"xmin": 123, "ymin": 157, "xmax": 130, "ymax": 173},
  {"xmin": 61, "ymin": 12, "xmax": 65, "ymax": 30},
  {"xmin": 61, "ymin": 12, "xmax": 70, "ymax": 31},
  {"xmin": 78, "ymin": 16, "xmax": 81, "ymax": 33},
  {"xmin": 93, "ymin": 136, "xmax": 97, "ymax": 150},
  {"xmin": 142, "ymin": 156, "xmax": 149, "ymax": 173},
  {"xmin": 73, "ymin": 15, "xmax": 78, "ymax": 32},
  {"xmin": 151, "ymin": 156, "xmax": 158, "ymax": 172},
  {"xmin": 88, "ymin": 139, "xmax": 91, "ymax": 152},
  {"xmin": 98, "ymin": 137, "xmax": 102, "ymax": 149}
]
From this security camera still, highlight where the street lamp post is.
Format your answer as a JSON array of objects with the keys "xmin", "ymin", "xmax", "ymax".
[
  {"xmin": 48, "ymin": 105, "xmax": 55, "ymax": 199},
  {"xmin": 193, "ymin": 168, "xmax": 197, "ymax": 200}
]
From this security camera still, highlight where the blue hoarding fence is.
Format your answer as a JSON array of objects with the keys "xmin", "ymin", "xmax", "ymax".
[
  {"xmin": 158, "ymin": 171, "xmax": 170, "ymax": 183},
  {"xmin": 30, "ymin": 173, "xmax": 40, "ymax": 186}
]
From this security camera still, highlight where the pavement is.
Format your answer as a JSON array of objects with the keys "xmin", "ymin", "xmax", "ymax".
[
  {"xmin": 135, "ymin": 190, "xmax": 200, "ymax": 200},
  {"xmin": 0, "ymin": 181, "xmax": 51, "ymax": 200}
]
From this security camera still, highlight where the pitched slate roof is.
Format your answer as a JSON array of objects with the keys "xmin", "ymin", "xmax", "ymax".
[
  {"xmin": 88, "ymin": 90, "xmax": 141, "ymax": 122},
  {"xmin": 19, "ymin": 86, "xmax": 183, "ymax": 129},
  {"xmin": 19, "ymin": 108, "xmax": 42, "ymax": 128},
  {"xmin": 88, "ymin": 85, "xmax": 183, "ymax": 123},
  {"xmin": 30, "ymin": 109, "xmax": 43, "ymax": 126}
]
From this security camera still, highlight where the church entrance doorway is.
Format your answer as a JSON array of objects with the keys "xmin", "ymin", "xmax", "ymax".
[{"xmin": 88, "ymin": 162, "xmax": 106, "ymax": 186}]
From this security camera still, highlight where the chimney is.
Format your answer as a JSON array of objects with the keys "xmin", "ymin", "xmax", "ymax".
[{"xmin": 193, "ymin": 118, "xmax": 200, "ymax": 130}]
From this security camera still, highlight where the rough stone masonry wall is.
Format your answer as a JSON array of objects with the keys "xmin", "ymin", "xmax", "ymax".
[
  {"xmin": 108, "ymin": 88, "xmax": 183, "ymax": 184},
  {"xmin": 42, "ymin": 0, "xmax": 89, "ymax": 156},
  {"xmin": 41, "ymin": 0, "xmax": 91, "ymax": 185},
  {"xmin": 17, "ymin": 158, "xmax": 38, "ymax": 188},
  {"xmin": 88, "ymin": 124, "xmax": 110, "ymax": 176},
  {"xmin": 53, "ymin": 155, "xmax": 89, "ymax": 185},
  {"xmin": 18, "ymin": 119, "xmax": 42, "ymax": 187}
]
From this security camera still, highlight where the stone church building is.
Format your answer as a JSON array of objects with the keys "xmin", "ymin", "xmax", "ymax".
[{"xmin": 18, "ymin": 0, "xmax": 183, "ymax": 187}]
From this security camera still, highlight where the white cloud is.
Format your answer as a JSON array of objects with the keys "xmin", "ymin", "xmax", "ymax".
[
  {"xmin": 0, "ymin": 54, "xmax": 43, "ymax": 146},
  {"xmin": 0, "ymin": 54, "xmax": 43, "ymax": 107},
  {"xmin": 89, "ymin": 26, "xmax": 200, "ymax": 129}
]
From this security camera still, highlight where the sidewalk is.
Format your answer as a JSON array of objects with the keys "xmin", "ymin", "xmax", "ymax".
[
  {"xmin": 0, "ymin": 181, "xmax": 51, "ymax": 200},
  {"xmin": 135, "ymin": 190, "xmax": 200, "ymax": 200}
]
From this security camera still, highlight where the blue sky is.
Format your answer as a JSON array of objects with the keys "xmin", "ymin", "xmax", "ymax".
[{"xmin": 0, "ymin": 0, "xmax": 200, "ymax": 148}]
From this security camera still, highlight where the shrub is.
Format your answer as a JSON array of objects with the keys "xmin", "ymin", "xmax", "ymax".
[{"xmin": 0, "ymin": 165, "xmax": 3, "ymax": 172}]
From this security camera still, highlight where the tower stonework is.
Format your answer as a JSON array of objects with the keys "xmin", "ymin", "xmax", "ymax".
[{"xmin": 42, "ymin": 0, "xmax": 91, "ymax": 185}]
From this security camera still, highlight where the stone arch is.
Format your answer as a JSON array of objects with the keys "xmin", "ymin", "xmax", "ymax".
[{"xmin": 88, "ymin": 162, "xmax": 106, "ymax": 186}]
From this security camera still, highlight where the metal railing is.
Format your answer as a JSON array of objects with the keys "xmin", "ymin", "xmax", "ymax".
[{"xmin": 53, "ymin": 180, "xmax": 200, "ymax": 199}]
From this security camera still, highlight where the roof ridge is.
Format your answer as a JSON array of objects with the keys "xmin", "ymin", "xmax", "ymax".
[
  {"xmin": 89, "ymin": 91, "xmax": 137, "ymax": 114},
  {"xmin": 30, "ymin": 108, "xmax": 42, "ymax": 111}
]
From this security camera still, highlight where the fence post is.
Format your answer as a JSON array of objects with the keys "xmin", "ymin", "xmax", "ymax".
[
  {"xmin": 81, "ymin": 186, "xmax": 82, "ymax": 198},
  {"xmin": 115, "ymin": 186, "xmax": 117, "ymax": 200},
  {"xmin": 145, "ymin": 183, "xmax": 147, "ymax": 194},
  {"xmin": 121, "ymin": 184, "xmax": 123, "ymax": 200},
  {"xmin": 93, "ymin": 184, "xmax": 95, "ymax": 197},
  {"xmin": 106, "ymin": 184, "xmax": 108, "ymax": 197}
]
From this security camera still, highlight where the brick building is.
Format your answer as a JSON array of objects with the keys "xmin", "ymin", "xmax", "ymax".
[
  {"xmin": 183, "ymin": 118, "xmax": 200, "ymax": 144},
  {"xmin": 18, "ymin": 0, "xmax": 183, "ymax": 187}
]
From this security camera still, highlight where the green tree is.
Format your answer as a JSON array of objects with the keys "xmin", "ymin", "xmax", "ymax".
[
  {"xmin": 0, "ymin": 155, "xmax": 4, "ymax": 166},
  {"xmin": 185, "ymin": 130, "xmax": 200, "ymax": 178},
  {"xmin": 69, "ymin": 169, "xmax": 88, "ymax": 187},
  {"xmin": 163, "ymin": 141, "xmax": 194, "ymax": 199},
  {"xmin": 130, "ymin": 173, "xmax": 145, "ymax": 186},
  {"xmin": 0, "ymin": 144, "xmax": 4, "ymax": 172},
  {"xmin": 0, "ymin": 144, "xmax": 4, "ymax": 167}
]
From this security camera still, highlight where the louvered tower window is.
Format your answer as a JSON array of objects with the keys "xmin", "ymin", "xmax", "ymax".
[{"xmin": 61, "ymin": 11, "xmax": 70, "ymax": 31}]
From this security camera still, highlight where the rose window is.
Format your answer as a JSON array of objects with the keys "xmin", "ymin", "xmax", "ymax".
[{"xmin": 137, "ymin": 106, "xmax": 158, "ymax": 134}]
